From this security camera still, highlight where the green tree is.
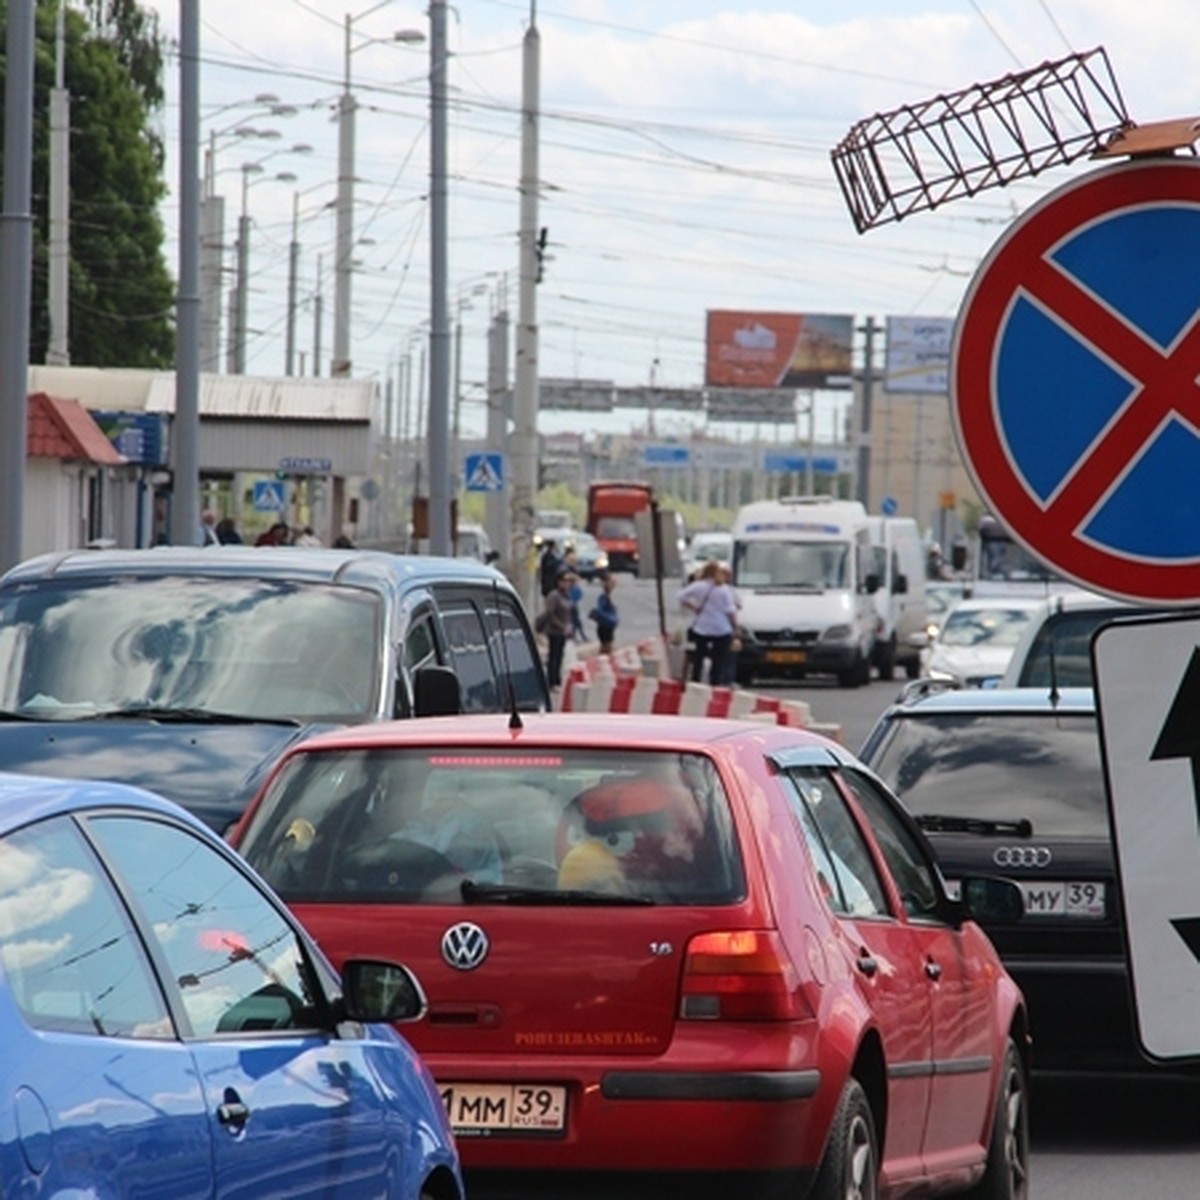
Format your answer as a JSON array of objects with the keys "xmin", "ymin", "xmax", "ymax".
[{"xmin": 12, "ymin": 0, "xmax": 175, "ymax": 366}]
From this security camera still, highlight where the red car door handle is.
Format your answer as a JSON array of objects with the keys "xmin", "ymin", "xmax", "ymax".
[{"xmin": 856, "ymin": 952, "xmax": 878, "ymax": 977}]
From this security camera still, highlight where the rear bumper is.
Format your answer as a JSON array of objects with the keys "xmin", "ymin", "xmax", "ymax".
[{"xmin": 426, "ymin": 1056, "xmax": 829, "ymax": 1173}]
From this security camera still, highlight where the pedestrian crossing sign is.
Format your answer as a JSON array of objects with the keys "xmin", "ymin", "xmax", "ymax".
[
  {"xmin": 465, "ymin": 452, "xmax": 505, "ymax": 493},
  {"xmin": 253, "ymin": 479, "xmax": 286, "ymax": 511}
]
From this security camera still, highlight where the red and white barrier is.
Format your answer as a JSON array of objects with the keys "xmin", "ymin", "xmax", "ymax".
[{"xmin": 555, "ymin": 643, "xmax": 841, "ymax": 742}]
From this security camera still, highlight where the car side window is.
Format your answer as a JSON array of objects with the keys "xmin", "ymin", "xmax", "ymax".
[
  {"xmin": 782, "ymin": 767, "xmax": 890, "ymax": 918},
  {"xmin": 0, "ymin": 816, "xmax": 173, "ymax": 1038},
  {"xmin": 88, "ymin": 815, "xmax": 323, "ymax": 1037},
  {"xmin": 839, "ymin": 768, "xmax": 942, "ymax": 920},
  {"xmin": 481, "ymin": 592, "xmax": 547, "ymax": 710},
  {"xmin": 404, "ymin": 607, "xmax": 441, "ymax": 673},
  {"xmin": 438, "ymin": 601, "xmax": 500, "ymax": 713}
]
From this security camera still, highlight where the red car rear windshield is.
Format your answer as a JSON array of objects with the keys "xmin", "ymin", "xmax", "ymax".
[{"xmin": 240, "ymin": 748, "xmax": 745, "ymax": 905}]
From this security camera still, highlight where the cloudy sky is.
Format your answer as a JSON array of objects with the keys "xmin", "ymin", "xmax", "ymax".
[{"xmin": 142, "ymin": 0, "xmax": 1198, "ymax": 439}]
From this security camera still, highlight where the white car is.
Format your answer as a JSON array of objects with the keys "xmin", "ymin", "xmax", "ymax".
[
  {"xmin": 924, "ymin": 596, "xmax": 1044, "ymax": 687},
  {"xmin": 997, "ymin": 587, "xmax": 1171, "ymax": 688},
  {"xmin": 682, "ymin": 530, "xmax": 732, "ymax": 580}
]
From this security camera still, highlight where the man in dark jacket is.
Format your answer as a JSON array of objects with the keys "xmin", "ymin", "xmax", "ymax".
[{"xmin": 539, "ymin": 539, "xmax": 563, "ymax": 597}]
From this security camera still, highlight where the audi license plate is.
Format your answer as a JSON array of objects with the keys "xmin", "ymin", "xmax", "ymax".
[
  {"xmin": 1019, "ymin": 880, "xmax": 1105, "ymax": 919},
  {"xmin": 765, "ymin": 648, "xmax": 806, "ymax": 664},
  {"xmin": 440, "ymin": 1082, "xmax": 567, "ymax": 1137}
]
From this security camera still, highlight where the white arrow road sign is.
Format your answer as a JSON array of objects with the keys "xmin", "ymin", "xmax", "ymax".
[{"xmin": 1093, "ymin": 612, "xmax": 1200, "ymax": 1061}]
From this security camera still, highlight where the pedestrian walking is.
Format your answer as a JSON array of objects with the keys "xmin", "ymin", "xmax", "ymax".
[
  {"xmin": 541, "ymin": 567, "xmax": 578, "ymax": 691},
  {"xmin": 678, "ymin": 559, "xmax": 740, "ymax": 685},
  {"xmin": 588, "ymin": 571, "xmax": 619, "ymax": 655}
]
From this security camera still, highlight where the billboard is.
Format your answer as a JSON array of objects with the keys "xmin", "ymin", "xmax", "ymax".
[
  {"xmin": 884, "ymin": 316, "xmax": 953, "ymax": 394},
  {"xmin": 705, "ymin": 311, "xmax": 854, "ymax": 389}
]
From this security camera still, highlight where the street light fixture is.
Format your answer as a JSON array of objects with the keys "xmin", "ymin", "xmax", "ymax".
[{"xmin": 333, "ymin": 3, "xmax": 425, "ymax": 379}]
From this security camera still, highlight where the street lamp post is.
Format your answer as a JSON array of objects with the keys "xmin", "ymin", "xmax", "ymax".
[
  {"xmin": 228, "ymin": 151, "xmax": 308, "ymax": 374},
  {"xmin": 427, "ymin": 0, "xmax": 451, "ymax": 556},
  {"xmin": 200, "ymin": 96, "xmax": 297, "ymax": 371},
  {"xmin": 333, "ymin": 4, "xmax": 424, "ymax": 379}
]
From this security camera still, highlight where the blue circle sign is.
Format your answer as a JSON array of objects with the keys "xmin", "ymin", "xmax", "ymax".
[
  {"xmin": 881, "ymin": 495, "xmax": 898, "ymax": 516},
  {"xmin": 953, "ymin": 158, "xmax": 1200, "ymax": 604}
]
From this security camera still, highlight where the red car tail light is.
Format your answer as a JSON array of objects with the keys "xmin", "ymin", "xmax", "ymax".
[{"xmin": 680, "ymin": 930, "xmax": 814, "ymax": 1021}]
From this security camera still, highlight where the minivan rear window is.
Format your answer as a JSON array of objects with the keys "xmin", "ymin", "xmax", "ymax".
[
  {"xmin": 868, "ymin": 711, "xmax": 1108, "ymax": 837},
  {"xmin": 240, "ymin": 748, "xmax": 745, "ymax": 906}
]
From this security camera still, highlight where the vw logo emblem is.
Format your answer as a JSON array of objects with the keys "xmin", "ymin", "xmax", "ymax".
[
  {"xmin": 441, "ymin": 922, "xmax": 490, "ymax": 971},
  {"xmin": 993, "ymin": 846, "xmax": 1052, "ymax": 868}
]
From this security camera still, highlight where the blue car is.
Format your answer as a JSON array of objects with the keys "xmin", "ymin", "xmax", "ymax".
[{"xmin": 0, "ymin": 771, "xmax": 464, "ymax": 1200}]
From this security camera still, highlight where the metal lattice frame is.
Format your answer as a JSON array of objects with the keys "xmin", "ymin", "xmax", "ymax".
[{"xmin": 831, "ymin": 46, "xmax": 1132, "ymax": 233}]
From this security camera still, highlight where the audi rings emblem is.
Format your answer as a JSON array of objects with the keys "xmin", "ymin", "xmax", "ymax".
[
  {"xmin": 441, "ymin": 922, "xmax": 490, "ymax": 970},
  {"xmin": 993, "ymin": 846, "xmax": 1052, "ymax": 868}
]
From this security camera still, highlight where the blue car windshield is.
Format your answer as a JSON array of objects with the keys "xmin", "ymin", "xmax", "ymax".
[{"xmin": 0, "ymin": 575, "xmax": 382, "ymax": 723}]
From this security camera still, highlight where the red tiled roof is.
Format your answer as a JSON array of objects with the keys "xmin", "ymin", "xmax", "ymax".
[{"xmin": 27, "ymin": 392, "xmax": 125, "ymax": 464}]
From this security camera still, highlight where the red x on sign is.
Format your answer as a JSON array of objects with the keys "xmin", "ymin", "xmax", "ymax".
[{"xmin": 953, "ymin": 159, "xmax": 1200, "ymax": 603}]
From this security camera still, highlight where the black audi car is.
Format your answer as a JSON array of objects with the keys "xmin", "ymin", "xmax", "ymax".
[{"xmin": 858, "ymin": 682, "xmax": 1146, "ymax": 1074}]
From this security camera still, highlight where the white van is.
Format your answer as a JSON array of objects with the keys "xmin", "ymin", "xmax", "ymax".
[
  {"xmin": 730, "ymin": 497, "xmax": 878, "ymax": 688},
  {"xmin": 866, "ymin": 515, "xmax": 928, "ymax": 680}
]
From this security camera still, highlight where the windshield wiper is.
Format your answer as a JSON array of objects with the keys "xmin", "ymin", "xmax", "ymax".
[
  {"xmin": 81, "ymin": 705, "xmax": 300, "ymax": 727},
  {"xmin": 916, "ymin": 814, "xmax": 1033, "ymax": 837},
  {"xmin": 460, "ymin": 879, "xmax": 655, "ymax": 906}
]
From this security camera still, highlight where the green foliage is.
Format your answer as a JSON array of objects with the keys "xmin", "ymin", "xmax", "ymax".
[{"xmin": 12, "ymin": 0, "xmax": 175, "ymax": 366}]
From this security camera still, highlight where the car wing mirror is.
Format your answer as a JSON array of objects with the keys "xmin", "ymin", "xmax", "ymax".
[
  {"xmin": 414, "ymin": 664, "xmax": 463, "ymax": 717},
  {"xmin": 957, "ymin": 876, "xmax": 1025, "ymax": 925},
  {"xmin": 893, "ymin": 572, "xmax": 908, "ymax": 595},
  {"xmin": 339, "ymin": 959, "xmax": 427, "ymax": 1024}
]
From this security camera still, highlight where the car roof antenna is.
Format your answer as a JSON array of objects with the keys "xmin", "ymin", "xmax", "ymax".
[{"xmin": 492, "ymin": 579, "xmax": 524, "ymax": 729}]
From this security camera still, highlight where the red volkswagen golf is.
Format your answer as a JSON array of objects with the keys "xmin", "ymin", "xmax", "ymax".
[{"xmin": 231, "ymin": 713, "xmax": 1029, "ymax": 1199}]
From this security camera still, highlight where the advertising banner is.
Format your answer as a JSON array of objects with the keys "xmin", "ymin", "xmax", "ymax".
[
  {"xmin": 884, "ymin": 316, "xmax": 954, "ymax": 393},
  {"xmin": 705, "ymin": 311, "xmax": 853, "ymax": 389}
]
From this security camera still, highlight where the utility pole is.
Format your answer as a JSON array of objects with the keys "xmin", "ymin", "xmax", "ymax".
[
  {"xmin": 485, "ymin": 300, "xmax": 509, "ymax": 567},
  {"xmin": 427, "ymin": 0, "xmax": 452, "ymax": 555},
  {"xmin": 332, "ymin": 13, "xmax": 356, "ymax": 378},
  {"xmin": 856, "ymin": 315, "xmax": 877, "ymax": 510},
  {"xmin": 312, "ymin": 252, "xmax": 323, "ymax": 375},
  {"xmin": 170, "ymin": 0, "xmax": 202, "ymax": 546},
  {"xmin": 0, "ymin": 0, "xmax": 35, "ymax": 572},
  {"xmin": 510, "ymin": 3, "xmax": 541, "ymax": 611},
  {"xmin": 285, "ymin": 192, "xmax": 300, "ymax": 375},
  {"xmin": 47, "ymin": 0, "xmax": 69, "ymax": 366}
]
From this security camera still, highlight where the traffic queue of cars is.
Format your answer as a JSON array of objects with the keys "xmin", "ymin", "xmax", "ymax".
[
  {"xmin": 0, "ymin": 525, "xmax": 1168, "ymax": 1197},
  {"xmin": 0, "ymin": 537, "xmax": 1041, "ymax": 1199}
]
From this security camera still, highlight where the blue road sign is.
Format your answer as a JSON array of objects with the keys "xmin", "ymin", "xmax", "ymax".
[
  {"xmin": 954, "ymin": 159, "xmax": 1200, "ymax": 604},
  {"xmin": 763, "ymin": 451, "xmax": 840, "ymax": 474},
  {"xmin": 881, "ymin": 495, "xmax": 898, "ymax": 516},
  {"xmin": 253, "ymin": 480, "xmax": 286, "ymax": 512},
  {"xmin": 642, "ymin": 444, "xmax": 690, "ymax": 467},
  {"xmin": 465, "ymin": 452, "xmax": 505, "ymax": 492}
]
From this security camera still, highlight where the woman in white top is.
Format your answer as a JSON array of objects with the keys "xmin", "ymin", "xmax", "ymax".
[{"xmin": 678, "ymin": 559, "xmax": 739, "ymax": 685}]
